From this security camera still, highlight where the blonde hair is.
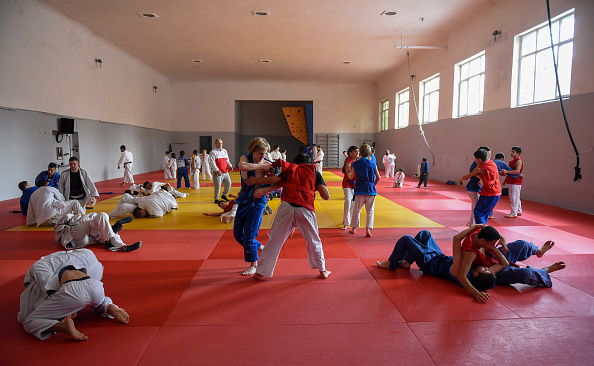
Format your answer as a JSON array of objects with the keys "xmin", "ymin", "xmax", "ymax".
[
  {"xmin": 359, "ymin": 144, "xmax": 371, "ymax": 157},
  {"xmin": 248, "ymin": 137, "xmax": 270, "ymax": 154}
]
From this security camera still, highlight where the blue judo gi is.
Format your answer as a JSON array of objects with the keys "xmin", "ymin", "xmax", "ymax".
[{"xmin": 233, "ymin": 154, "xmax": 268, "ymax": 263}]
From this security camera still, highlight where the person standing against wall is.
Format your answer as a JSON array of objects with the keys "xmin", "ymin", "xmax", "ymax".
[{"xmin": 117, "ymin": 145, "xmax": 134, "ymax": 186}]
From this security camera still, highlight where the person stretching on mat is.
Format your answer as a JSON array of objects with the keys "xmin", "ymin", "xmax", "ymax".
[
  {"xmin": 377, "ymin": 225, "xmax": 565, "ymax": 302},
  {"xmin": 18, "ymin": 249, "xmax": 129, "ymax": 341}
]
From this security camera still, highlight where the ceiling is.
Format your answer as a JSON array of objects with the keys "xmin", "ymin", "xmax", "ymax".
[{"xmin": 40, "ymin": 0, "xmax": 493, "ymax": 84}]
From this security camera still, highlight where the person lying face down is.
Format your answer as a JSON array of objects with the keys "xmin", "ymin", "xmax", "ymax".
[{"xmin": 108, "ymin": 190, "xmax": 178, "ymax": 219}]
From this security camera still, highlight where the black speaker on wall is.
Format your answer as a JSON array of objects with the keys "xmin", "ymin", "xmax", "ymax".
[{"xmin": 59, "ymin": 118, "xmax": 75, "ymax": 134}]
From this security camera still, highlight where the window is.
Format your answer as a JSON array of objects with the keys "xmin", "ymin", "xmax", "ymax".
[
  {"xmin": 511, "ymin": 9, "xmax": 574, "ymax": 107},
  {"xmin": 380, "ymin": 99, "xmax": 389, "ymax": 131},
  {"xmin": 453, "ymin": 51, "xmax": 485, "ymax": 117},
  {"xmin": 396, "ymin": 88, "xmax": 409, "ymax": 128},
  {"xmin": 419, "ymin": 74, "xmax": 440, "ymax": 123}
]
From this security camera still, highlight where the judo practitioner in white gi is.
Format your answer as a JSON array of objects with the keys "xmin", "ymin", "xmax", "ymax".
[
  {"xmin": 58, "ymin": 157, "xmax": 99, "ymax": 213},
  {"xmin": 17, "ymin": 249, "xmax": 129, "ymax": 341},
  {"xmin": 200, "ymin": 149, "xmax": 212, "ymax": 181},
  {"xmin": 191, "ymin": 150, "xmax": 201, "ymax": 189},
  {"xmin": 54, "ymin": 213, "xmax": 141, "ymax": 252},
  {"xmin": 142, "ymin": 181, "xmax": 189, "ymax": 198},
  {"xmin": 26, "ymin": 183, "xmax": 85, "ymax": 226},
  {"xmin": 108, "ymin": 190, "xmax": 178, "ymax": 218},
  {"xmin": 382, "ymin": 150, "xmax": 396, "ymax": 178},
  {"xmin": 314, "ymin": 145, "xmax": 324, "ymax": 173},
  {"xmin": 117, "ymin": 145, "xmax": 134, "ymax": 185},
  {"xmin": 169, "ymin": 152, "xmax": 177, "ymax": 179},
  {"xmin": 163, "ymin": 151, "xmax": 172, "ymax": 180}
]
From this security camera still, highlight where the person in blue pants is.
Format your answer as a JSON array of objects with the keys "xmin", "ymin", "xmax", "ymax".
[
  {"xmin": 176, "ymin": 151, "xmax": 191, "ymax": 188},
  {"xmin": 377, "ymin": 228, "xmax": 565, "ymax": 300},
  {"xmin": 234, "ymin": 137, "xmax": 272, "ymax": 275}
]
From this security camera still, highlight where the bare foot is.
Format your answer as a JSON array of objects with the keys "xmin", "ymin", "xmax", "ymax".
[
  {"xmin": 537, "ymin": 241, "xmax": 555, "ymax": 258},
  {"xmin": 242, "ymin": 263, "xmax": 257, "ymax": 276},
  {"xmin": 376, "ymin": 260, "xmax": 390, "ymax": 269},
  {"xmin": 366, "ymin": 228, "xmax": 372, "ymax": 237},
  {"xmin": 349, "ymin": 228, "xmax": 356, "ymax": 234},
  {"xmin": 108, "ymin": 304, "xmax": 129, "ymax": 324},
  {"xmin": 341, "ymin": 225, "xmax": 348, "ymax": 230},
  {"xmin": 400, "ymin": 260, "xmax": 411, "ymax": 270},
  {"xmin": 544, "ymin": 261, "xmax": 566, "ymax": 273},
  {"xmin": 52, "ymin": 314, "xmax": 88, "ymax": 341},
  {"xmin": 320, "ymin": 270, "xmax": 331, "ymax": 279}
]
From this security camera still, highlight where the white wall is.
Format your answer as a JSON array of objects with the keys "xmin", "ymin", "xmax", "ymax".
[
  {"xmin": 0, "ymin": 0, "xmax": 172, "ymax": 130},
  {"xmin": 374, "ymin": 0, "xmax": 594, "ymax": 213},
  {"xmin": 171, "ymin": 80, "xmax": 377, "ymax": 134}
]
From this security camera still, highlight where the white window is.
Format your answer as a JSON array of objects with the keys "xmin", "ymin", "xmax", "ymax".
[
  {"xmin": 419, "ymin": 74, "xmax": 440, "ymax": 123},
  {"xmin": 396, "ymin": 88, "xmax": 409, "ymax": 128},
  {"xmin": 453, "ymin": 51, "xmax": 485, "ymax": 117},
  {"xmin": 380, "ymin": 99, "xmax": 389, "ymax": 131},
  {"xmin": 511, "ymin": 9, "xmax": 574, "ymax": 107}
]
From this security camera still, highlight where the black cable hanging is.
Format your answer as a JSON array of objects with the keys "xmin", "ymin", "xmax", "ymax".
[
  {"xmin": 546, "ymin": 0, "xmax": 581, "ymax": 181},
  {"xmin": 407, "ymin": 51, "xmax": 436, "ymax": 166}
]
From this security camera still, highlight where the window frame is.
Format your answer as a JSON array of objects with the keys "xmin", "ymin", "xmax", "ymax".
[
  {"xmin": 380, "ymin": 99, "xmax": 390, "ymax": 131},
  {"xmin": 453, "ymin": 51, "xmax": 486, "ymax": 118},
  {"xmin": 418, "ymin": 73, "xmax": 440, "ymax": 124},
  {"xmin": 511, "ymin": 9, "xmax": 575, "ymax": 107},
  {"xmin": 395, "ymin": 88, "xmax": 409, "ymax": 129}
]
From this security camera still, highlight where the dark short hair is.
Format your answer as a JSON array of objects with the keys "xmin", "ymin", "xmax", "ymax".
[
  {"xmin": 495, "ymin": 152, "xmax": 505, "ymax": 160},
  {"xmin": 477, "ymin": 226, "xmax": 500, "ymax": 242},
  {"xmin": 143, "ymin": 181, "xmax": 151, "ymax": 188},
  {"xmin": 474, "ymin": 149, "xmax": 488, "ymax": 162},
  {"xmin": 293, "ymin": 153, "xmax": 310, "ymax": 165},
  {"xmin": 18, "ymin": 181, "xmax": 28, "ymax": 191},
  {"xmin": 132, "ymin": 208, "xmax": 145, "ymax": 218},
  {"xmin": 48, "ymin": 163, "xmax": 57, "ymax": 169},
  {"xmin": 193, "ymin": 150, "xmax": 198, "ymax": 154},
  {"xmin": 512, "ymin": 146, "xmax": 522, "ymax": 154},
  {"xmin": 422, "ymin": 157, "xmax": 427, "ymax": 162},
  {"xmin": 273, "ymin": 145, "xmax": 279, "ymax": 150},
  {"xmin": 166, "ymin": 151, "xmax": 170, "ymax": 154},
  {"xmin": 179, "ymin": 150, "xmax": 185, "ymax": 156},
  {"xmin": 35, "ymin": 180, "xmax": 45, "ymax": 188},
  {"xmin": 280, "ymin": 149, "xmax": 286, "ymax": 153},
  {"xmin": 347, "ymin": 145, "xmax": 358, "ymax": 154},
  {"xmin": 171, "ymin": 153, "xmax": 176, "ymax": 158},
  {"xmin": 120, "ymin": 145, "xmax": 126, "ymax": 150},
  {"xmin": 399, "ymin": 168, "xmax": 404, "ymax": 172},
  {"xmin": 69, "ymin": 156, "xmax": 79, "ymax": 162},
  {"xmin": 471, "ymin": 271, "xmax": 496, "ymax": 291},
  {"xmin": 478, "ymin": 146, "xmax": 491, "ymax": 152}
]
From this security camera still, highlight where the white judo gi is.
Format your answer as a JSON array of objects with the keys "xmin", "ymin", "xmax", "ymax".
[
  {"xmin": 54, "ymin": 212, "xmax": 127, "ymax": 251},
  {"xmin": 118, "ymin": 150, "xmax": 134, "ymax": 184},
  {"xmin": 108, "ymin": 191, "xmax": 178, "ymax": 218},
  {"xmin": 200, "ymin": 154, "xmax": 212, "ymax": 180},
  {"xmin": 383, "ymin": 154, "xmax": 396, "ymax": 178},
  {"xmin": 58, "ymin": 168, "xmax": 99, "ymax": 213},
  {"xmin": 17, "ymin": 249, "xmax": 116, "ymax": 340},
  {"xmin": 147, "ymin": 181, "xmax": 188, "ymax": 198},
  {"xmin": 191, "ymin": 156, "xmax": 201, "ymax": 188},
  {"xmin": 393, "ymin": 171, "xmax": 405, "ymax": 187},
  {"xmin": 26, "ymin": 186, "xmax": 85, "ymax": 226},
  {"xmin": 314, "ymin": 150, "xmax": 324, "ymax": 173},
  {"xmin": 163, "ymin": 155, "xmax": 172, "ymax": 180}
]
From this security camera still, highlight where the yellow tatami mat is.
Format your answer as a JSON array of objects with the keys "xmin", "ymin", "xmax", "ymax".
[{"xmin": 9, "ymin": 171, "xmax": 440, "ymax": 231}]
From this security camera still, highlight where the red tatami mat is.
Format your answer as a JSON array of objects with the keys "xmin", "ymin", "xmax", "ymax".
[
  {"xmin": 408, "ymin": 317, "xmax": 594, "ymax": 365},
  {"xmin": 164, "ymin": 280, "xmax": 403, "ymax": 326},
  {"xmin": 138, "ymin": 323, "xmax": 434, "ymax": 366},
  {"xmin": 3, "ymin": 170, "xmax": 593, "ymax": 365}
]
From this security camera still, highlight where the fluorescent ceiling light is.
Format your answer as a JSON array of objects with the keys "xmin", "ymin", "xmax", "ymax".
[
  {"xmin": 253, "ymin": 11, "xmax": 270, "ymax": 16},
  {"xmin": 138, "ymin": 13, "xmax": 158, "ymax": 18}
]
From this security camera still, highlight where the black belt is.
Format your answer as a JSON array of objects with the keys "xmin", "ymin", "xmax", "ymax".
[{"xmin": 124, "ymin": 162, "xmax": 132, "ymax": 165}]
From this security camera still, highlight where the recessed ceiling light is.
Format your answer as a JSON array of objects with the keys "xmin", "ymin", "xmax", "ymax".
[
  {"xmin": 259, "ymin": 59, "xmax": 271, "ymax": 63},
  {"xmin": 190, "ymin": 59, "xmax": 203, "ymax": 63},
  {"xmin": 138, "ymin": 13, "xmax": 158, "ymax": 18},
  {"xmin": 381, "ymin": 11, "xmax": 398, "ymax": 16},
  {"xmin": 342, "ymin": 61, "xmax": 352, "ymax": 64},
  {"xmin": 253, "ymin": 10, "xmax": 270, "ymax": 16}
]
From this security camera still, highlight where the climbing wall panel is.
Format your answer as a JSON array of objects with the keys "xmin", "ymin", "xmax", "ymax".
[{"xmin": 282, "ymin": 107, "xmax": 308, "ymax": 145}]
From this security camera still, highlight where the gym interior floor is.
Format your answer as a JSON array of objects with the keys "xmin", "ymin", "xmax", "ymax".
[{"xmin": 1, "ymin": 169, "xmax": 592, "ymax": 365}]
